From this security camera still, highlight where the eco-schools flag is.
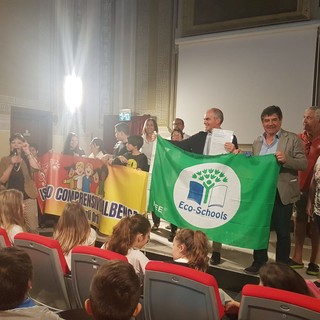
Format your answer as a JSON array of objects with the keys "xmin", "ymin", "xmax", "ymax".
[{"xmin": 148, "ymin": 136, "xmax": 280, "ymax": 250}]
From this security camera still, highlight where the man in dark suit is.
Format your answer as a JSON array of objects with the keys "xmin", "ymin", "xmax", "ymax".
[
  {"xmin": 172, "ymin": 107, "xmax": 238, "ymax": 265},
  {"xmin": 244, "ymin": 105, "xmax": 307, "ymax": 275}
]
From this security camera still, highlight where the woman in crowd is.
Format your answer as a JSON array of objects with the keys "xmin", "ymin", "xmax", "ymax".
[
  {"xmin": 141, "ymin": 117, "xmax": 158, "ymax": 168},
  {"xmin": 54, "ymin": 201, "xmax": 96, "ymax": 269},
  {"xmin": 62, "ymin": 132, "xmax": 85, "ymax": 157},
  {"xmin": 88, "ymin": 137, "xmax": 105, "ymax": 159},
  {"xmin": 141, "ymin": 118, "xmax": 159, "ymax": 230},
  {"xmin": 103, "ymin": 214, "xmax": 151, "ymax": 283},
  {"xmin": 0, "ymin": 133, "xmax": 40, "ymax": 233},
  {"xmin": 0, "ymin": 189, "xmax": 25, "ymax": 244}
]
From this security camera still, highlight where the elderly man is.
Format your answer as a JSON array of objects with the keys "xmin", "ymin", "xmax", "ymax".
[
  {"xmin": 244, "ymin": 105, "xmax": 307, "ymax": 275},
  {"xmin": 290, "ymin": 106, "xmax": 320, "ymax": 276}
]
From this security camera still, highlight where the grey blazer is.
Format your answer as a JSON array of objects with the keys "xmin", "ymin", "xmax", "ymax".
[{"xmin": 252, "ymin": 129, "xmax": 307, "ymax": 205}]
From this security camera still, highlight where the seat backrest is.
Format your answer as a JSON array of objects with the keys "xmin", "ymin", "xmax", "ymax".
[
  {"xmin": 239, "ymin": 284, "xmax": 320, "ymax": 320},
  {"xmin": 0, "ymin": 228, "xmax": 12, "ymax": 247},
  {"xmin": 14, "ymin": 232, "xmax": 71, "ymax": 311},
  {"xmin": 71, "ymin": 245, "xmax": 128, "ymax": 308},
  {"xmin": 144, "ymin": 261, "xmax": 225, "ymax": 320}
]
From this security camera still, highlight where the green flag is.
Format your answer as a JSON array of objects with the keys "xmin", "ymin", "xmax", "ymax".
[{"xmin": 148, "ymin": 136, "xmax": 280, "ymax": 250}]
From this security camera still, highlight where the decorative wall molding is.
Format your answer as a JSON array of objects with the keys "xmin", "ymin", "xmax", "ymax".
[{"xmin": 134, "ymin": 0, "xmax": 176, "ymax": 128}]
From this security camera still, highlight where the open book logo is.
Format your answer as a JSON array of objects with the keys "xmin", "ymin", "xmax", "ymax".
[
  {"xmin": 188, "ymin": 169, "xmax": 228, "ymax": 207},
  {"xmin": 173, "ymin": 163, "xmax": 240, "ymax": 229}
]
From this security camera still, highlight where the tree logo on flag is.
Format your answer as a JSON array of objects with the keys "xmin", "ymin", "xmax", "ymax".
[
  {"xmin": 173, "ymin": 163, "xmax": 240, "ymax": 228},
  {"xmin": 190, "ymin": 169, "xmax": 228, "ymax": 205}
]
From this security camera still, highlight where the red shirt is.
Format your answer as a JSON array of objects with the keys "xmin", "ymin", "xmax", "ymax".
[{"xmin": 298, "ymin": 132, "xmax": 320, "ymax": 191}]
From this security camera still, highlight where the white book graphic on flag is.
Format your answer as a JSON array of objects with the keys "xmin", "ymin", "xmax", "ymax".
[{"xmin": 208, "ymin": 185, "xmax": 227, "ymax": 208}]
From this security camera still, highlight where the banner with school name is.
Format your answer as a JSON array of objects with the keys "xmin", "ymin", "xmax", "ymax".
[
  {"xmin": 148, "ymin": 136, "xmax": 280, "ymax": 250},
  {"xmin": 36, "ymin": 153, "xmax": 148, "ymax": 235}
]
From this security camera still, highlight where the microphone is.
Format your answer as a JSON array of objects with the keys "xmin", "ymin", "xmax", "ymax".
[{"xmin": 12, "ymin": 149, "xmax": 20, "ymax": 170}]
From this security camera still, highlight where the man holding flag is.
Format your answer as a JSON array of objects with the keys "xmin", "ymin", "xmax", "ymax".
[
  {"xmin": 244, "ymin": 105, "xmax": 307, "ymax": 275},
  {"xmin": 148, "ymin": 121, "xmax": 281, "ymax": 263},
  {"xmin": 158, "ymin": 107, "xmax": 238, "ymax": 265}
]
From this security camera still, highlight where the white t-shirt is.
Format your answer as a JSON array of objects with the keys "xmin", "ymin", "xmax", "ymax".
[
  {"xmin": 141, "ymin": 134, "xmax": 155, "ymax": 165},
  {"xmin": 1, "ymin": 224, "xmax": 24, "ymax": 244},
  {"xmin": 88, "ymin": 151, "xmax": 104, "ymax": 159},
  {"xmin": 126, "ymin": 248, "xmax": 149, "ymax": 282},
  {"xmin": 100, "ymin": 243, "xmax": 149, "ymax": 282}
]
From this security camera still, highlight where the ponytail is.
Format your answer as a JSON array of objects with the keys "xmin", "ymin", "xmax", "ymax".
[
  {"xmin": 107, "ymin": 214, "xmax": 151, "ymax": 255},
  {"xmin": 175, "ymin": 228, "xmax": 209, "ymax": 272}
]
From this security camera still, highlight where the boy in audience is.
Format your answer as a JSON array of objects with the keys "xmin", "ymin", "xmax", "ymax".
[
  {"xmin": 85, "ymin": 260, "xmax": 141, "ymax": 320},
  {"xmin": 0, "ymin": 247, "xmax": 63, "ymax": 319}
]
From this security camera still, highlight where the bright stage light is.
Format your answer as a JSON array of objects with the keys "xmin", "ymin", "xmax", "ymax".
[{"xmin": 64, "ymin": 71, "xmax": 83, "ymax": 113}]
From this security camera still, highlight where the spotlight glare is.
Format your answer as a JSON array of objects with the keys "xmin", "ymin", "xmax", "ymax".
[{"xmin": 64, "ymin": 71, "xmax": 83, "ymax": 113}]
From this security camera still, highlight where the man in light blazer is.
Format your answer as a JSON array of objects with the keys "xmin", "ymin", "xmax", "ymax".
[{"xmin": 244, "ymin": 105, "xmax": 307, "ymax": 275}]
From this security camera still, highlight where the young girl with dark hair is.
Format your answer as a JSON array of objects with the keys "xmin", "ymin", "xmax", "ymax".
[
  {"xmin": 62, "ymin": 132, "xmax": 85, "ymax": 157},
  {"xmin": 88, "ymin": 137, "xmax": 105, "ymax": 159},
  {"xmin": 225, "ymin": 262, "xmax": 316, "ymax": 315},
  {"xmin": 103, "ymin": 214, "xmax": 151, "ymax": 282},
  {"xmin": 259, "ymin": 262, "xmax": 313, "ymax": 296}
]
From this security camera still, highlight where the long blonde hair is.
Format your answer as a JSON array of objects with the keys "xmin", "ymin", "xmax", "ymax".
[
  {"xmin": 175, "ymin": 228, "xmax": 209, "ymax": 272},
  {"xmin": 0, "ymin": 189, "xmax": 25, "ymax": 232},
  {"xmin": 54, "ymin": 202, "xmax": 91, "ymax": 255}
]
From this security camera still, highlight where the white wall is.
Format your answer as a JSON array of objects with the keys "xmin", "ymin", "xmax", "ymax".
[{"xmin": 176, "ymin": 21, "xmax": 319, "ymax": 143}]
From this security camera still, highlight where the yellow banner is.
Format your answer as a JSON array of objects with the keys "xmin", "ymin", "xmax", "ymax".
[{"xmin": 99, "ymin": 164, "xmax": 148, "ymax": 234}]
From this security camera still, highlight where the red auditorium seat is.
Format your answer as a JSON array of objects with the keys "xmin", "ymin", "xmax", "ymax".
[
  {"xmin": 239, "ymin": 284, "xmax": 320, "ymax": 320},
  {"xmin": 71, "ymin": 245, "xmax": 128, "ymax": 308},
  {"xmin": 14, "ymin": 232, "xmax": 73, "ymax": 311},
  {"xmin": 0, "ymin": 228, "xmax": 11, "ymax": 247},
  {"xmin": 144, "ymin": 260, "xmax": 225, "ymax": 320}
]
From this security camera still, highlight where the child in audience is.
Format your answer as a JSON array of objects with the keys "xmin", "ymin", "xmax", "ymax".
[
  {"xmin": 172, "ymin": 228, "xmax": 209, "ymax": 272},
  {"xmin": 0, "ymin": 247, "xmax": 63, "ymax": 319},
  {"xmin": 171, "ymin": 228, "xmax": 237, "ymax": 313},
  {"xmin": 259, "ymin": 262, "xmax": 314, "ymax": 296},
  {"xmin": 85, "ymin": 260, "xmax": 141, "ymax": 320},
  {"xmin": 112, "ymin": 135, "xmax": 149, "ymax": 172},
  {"xmin": 225, "ymin": 262, "xmax": 317, "ymax": 315},
  {"xmin": 103, "ymin": 214, "xmax": 150, "ymax": 282},
  {"xmin": 54, "ymin": 201, "xmax": 96, "ymax": 269},
  {"xmin": 0, "ymin": 189, "xmax": 25, "ymax": 244}
]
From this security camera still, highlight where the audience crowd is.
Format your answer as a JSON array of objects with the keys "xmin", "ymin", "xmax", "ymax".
[{"xmin": 1, "ymin": 106, "xmax": 320, "ymax": 319}]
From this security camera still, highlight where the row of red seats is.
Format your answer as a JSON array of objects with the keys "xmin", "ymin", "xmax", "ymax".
[{"xmin": 1, "ymin": 228, "xmax": 320, "ymax": 319}]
